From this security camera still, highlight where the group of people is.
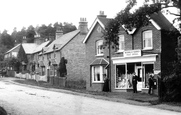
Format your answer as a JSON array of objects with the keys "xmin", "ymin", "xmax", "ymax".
[{"xmin": 132, "ymin": 72, "xmax": 155, "ymax": 94}]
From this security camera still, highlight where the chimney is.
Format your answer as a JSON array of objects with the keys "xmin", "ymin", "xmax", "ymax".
[
  {"xmin": 34, "ymin": 34, "xmax": 45, "ymax": 45},
  {"xmin": 22, "ymin": 36, "xmax": 27, "ymax": 43},
  {"xmin": 79, "ymin": 18, "xmax": 88, "ymax": 35},
  {"xmin": 97, "ymin": 11, "xmax": 107, "ymax": 18},
  {"xmin": 56, "ymin": 26, "xmax": 63, "ymax": 39}
]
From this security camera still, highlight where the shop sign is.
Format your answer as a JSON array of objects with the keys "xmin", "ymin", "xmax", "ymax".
[{"xmin": 123, "ymin": 50, "xmax": 141, "ymax": 57}]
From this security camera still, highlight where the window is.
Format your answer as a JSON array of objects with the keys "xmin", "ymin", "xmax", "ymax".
[
  {"xmin": 91, "ymin": 66, "xmax": 107, "ymax": 83},
  {"xmin": 143, "ymin": 30, "xmax": 153, "ymax": 50},
  {"xmin": 118, "ymin": 35, "xmax": 124, "ymax": 51},
  {"xmin": 96, "ymin": 40, "xmax": 104, "ymax": 55}
]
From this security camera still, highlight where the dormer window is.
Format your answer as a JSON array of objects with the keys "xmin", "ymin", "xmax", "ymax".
[
  {"xmin": 118, "ymin": 35, "xmax": 124, "ymax": 52},
  {"xmin": 143, "ymin": 30, "xmax": 153, "ymax": 50},
  {"xmin": 96, "ymin": 40, "xmax": 104, "ymax": 56}
]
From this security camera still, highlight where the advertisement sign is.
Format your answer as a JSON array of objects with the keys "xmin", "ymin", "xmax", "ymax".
[{"xmin": 124, "ymin": 50, "xmax": 141, "ymax": 57}]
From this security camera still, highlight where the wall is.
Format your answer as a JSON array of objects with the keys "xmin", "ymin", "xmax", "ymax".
[
  {"xmin": 85, "ymin": 23, "xmax": 109, "ymax": 91},
  {"xmin": 61, "ymin": 32, "xmax": 87, "ymax": 83}
]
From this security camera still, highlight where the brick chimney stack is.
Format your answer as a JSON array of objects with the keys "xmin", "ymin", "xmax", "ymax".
[
  {"xmin": 79, "ymin": 18, "xmax": 88, "ymax": 35},
  {"xmin": 56, "ymin": 26, "xmax": 63, "ymax": 39},
  {"xmin": 97, "ymin": 11, "xmax": 107, "ymax": 18},
  {"xmin": 22, "ymin": 36, "xmax": 27, "ymax": 43}
]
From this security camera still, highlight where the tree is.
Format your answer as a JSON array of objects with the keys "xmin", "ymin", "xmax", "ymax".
[
  {"xmin": 0, "ymin": 30, "xmax": 14, "ymax": 49},
  {"xmin": 26, "ymin": 25, "xmax": 36, "ymax": 43},
  {"xmin": 145, "ymin": 0, "xmax": 181, "ymax": 31},
  {"xmin": 57, "ymin": 57, "xmax": 67, "ymax": 77}
]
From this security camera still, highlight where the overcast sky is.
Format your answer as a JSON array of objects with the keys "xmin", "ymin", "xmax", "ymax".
[{"xmin": 0, "ymin": 0, "xmax": 176, "ymax": 34}]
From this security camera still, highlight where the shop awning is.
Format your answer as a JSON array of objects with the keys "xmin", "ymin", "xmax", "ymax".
[
  {"xmin": 91, "ymin": 58, "xmax": 109, "ymax": 66},
  {"xmin": 112, "ymin": 54, "xmax": 157, "ymax": 64}
]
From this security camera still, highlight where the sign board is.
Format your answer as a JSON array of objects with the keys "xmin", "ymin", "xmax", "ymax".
[{"xmin": 124, "ymin": 50, "xmax": 141, "ymax": 57}]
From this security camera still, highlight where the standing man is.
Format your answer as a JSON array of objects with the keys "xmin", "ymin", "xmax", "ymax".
[
  {"xmin": 148, "ymin": 73, "xmax": 154, "ymax": 94},
  {"xmin": 132, "ymin": 72, "xmax": 138, "ymax": 93}
]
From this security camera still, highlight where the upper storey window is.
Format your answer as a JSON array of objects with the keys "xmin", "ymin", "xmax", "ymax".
[
  {"xmin": 143, "ymin": 30, "xmax": 153, "ymax": 50},
  {"xmin": 96, "ymin": 40, "xmax": 104, "ymax": 56},
  {"xmin": 118, "ymin": 35, "xmax": 124, "ymax": 52}
]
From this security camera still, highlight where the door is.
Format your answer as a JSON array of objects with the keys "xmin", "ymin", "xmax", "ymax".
[{"xmin": 136, "ymin": 66, "xmax": 144, "ymax": 91}]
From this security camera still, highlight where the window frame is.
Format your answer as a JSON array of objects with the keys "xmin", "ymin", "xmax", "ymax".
[
  {"xmin": 117, "ymin": 35, "xmax": 125, "ymax": 52},
  {"xmin": 143, "ymin": 30, "xmax": 153, "ymax": 50},
  {"xmin": 95, "ymin": 40, "xmax": 104, "ymax": 56},
  {"xmin": 91, "ymin": 65, "xmax": 107, "ymax": 83}
]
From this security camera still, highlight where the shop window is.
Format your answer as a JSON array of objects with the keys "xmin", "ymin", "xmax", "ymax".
[
  {"xmin": 116, "ymin": 65, "xmax": 126, "ymax": 88},
  {"xmin": 91, "ymin": 66, "xmax": 106, "ymax": 83},
  {"xmin": 96, "ymin": 40, "xmax": 104, "ymax": 56},
  {"xmin": 143, "ymin": 30, "xmax": 153, "ymax": 50},
  {"xmin": 118, "ymin": 35, "xmax": 124, "ymax": 51}
]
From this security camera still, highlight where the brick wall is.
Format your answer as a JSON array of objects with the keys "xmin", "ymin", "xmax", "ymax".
[
  {"xmin": 85, "ymin": 23, "xmax": 110, "ymax": 91},
  {"xmin": 61, "ymin": 33, "xmax": 87, "ymax": 82}
]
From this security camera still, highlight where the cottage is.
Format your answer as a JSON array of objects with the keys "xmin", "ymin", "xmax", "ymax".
[{"xmin": 39, "ymin": 18, "xmax": 88, "ymax": 88}]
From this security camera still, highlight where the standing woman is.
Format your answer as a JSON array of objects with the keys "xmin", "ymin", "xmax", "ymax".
[
  {"xmin": 132, "ymin": 72, "xmax": 138, "ymax": 93},
  {"xmin": 148, "ymin": 73, "xmax": 154, "ymax": 94}
]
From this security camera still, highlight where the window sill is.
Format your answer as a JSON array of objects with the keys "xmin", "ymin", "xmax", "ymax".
[
  {"xmin": 115, "ymin": 50, "xmax": 124, "ymax": 54},
  {"xmin": 95, "ymin": 54, "xmax": 104, "ymax": 57},
  {"xmin": 92, "ymin": 81, "xmax": 104, "ymax": 84},
  {"xmin": 143, "ymin": 48, "xmax": 153, "ymax": 51}
]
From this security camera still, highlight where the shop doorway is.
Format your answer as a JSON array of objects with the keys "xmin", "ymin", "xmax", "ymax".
[{"xmin": 136, "ymin": 66, "xmax": 144, "ymax": 91}]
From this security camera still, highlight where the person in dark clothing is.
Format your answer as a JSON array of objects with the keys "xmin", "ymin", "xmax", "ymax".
[
  {"xmin": 103, "ymin": 74, "xmax": 109, "ymax": 92},
  {"xmin": 132, "ymin": 73, "xmax": 138, "ymax": 93},
  {"xmin": 148, "ymin": 74, "xmax": 154, "ymax": 94}
]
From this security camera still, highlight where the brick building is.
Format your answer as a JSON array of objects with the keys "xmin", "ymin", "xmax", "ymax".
[
  {"xmin": 41, "ymin": 18, "xmax": 88, "ymax": 87},
  {"xmin": 84, "ymin": 11, "xmax": 177, "ymax": 94}
]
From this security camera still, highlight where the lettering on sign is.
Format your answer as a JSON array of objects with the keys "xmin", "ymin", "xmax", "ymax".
[{"xmin": 124, "ymin": 50, "xmax": 141, "ymax": 57}]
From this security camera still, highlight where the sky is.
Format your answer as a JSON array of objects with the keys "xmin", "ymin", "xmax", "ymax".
[{"xmin": 0, "ymin": 0, "xmax": 177, "ymax": 34}]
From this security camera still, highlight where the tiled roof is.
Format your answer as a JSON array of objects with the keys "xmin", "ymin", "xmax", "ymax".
[
  {"xmin": 91, "ymin": 58, "xmax": 109, "ymax": 66},
  {"xmin": 98, "ymin": 17, "xmax": 111, "ymax": 27},
  {"xmin": 44, "ymin": 30, "xmax": 80, "ymax": 54},
  {"xmin": 150, "ymin": 11, "xmax": 174, "ymax": 30},
  {"xmin": 22, "ymin": 43, "xmax": 38, "ymax": 54},
  {"xmin": 83, "ymin": 17, "xmax": 111, "ymax": 43},
  {"xmin": 33, "ymin": 40, "xmax": 51, "ymax": 53},
  {"xmin": 5, "ymin": 44, "xmax": 21, "ymax": 54}
]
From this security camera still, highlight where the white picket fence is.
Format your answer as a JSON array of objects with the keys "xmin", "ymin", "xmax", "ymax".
[{"xmin": 15, "ymin": 72, "xmax": 47, "ymax": 82}]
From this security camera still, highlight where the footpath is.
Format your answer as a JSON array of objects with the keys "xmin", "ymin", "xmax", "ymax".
[{"xmin": 1, "ymin": 77, "xmax": 181, "ymax": 113}]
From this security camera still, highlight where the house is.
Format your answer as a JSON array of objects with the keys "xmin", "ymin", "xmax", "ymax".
[
  {"xmin": 83, "ymin": 11, "xmax": 110, "ymax": 91},
  {"xmin": 4, "ymin": 34, "xmax": 51, "ymax": 78},
  {"xmin": 83, "ymin": 11, "xmax": 177, "ymax": 95},
  {"xmin": 37, "ymin": 18, "xmax": 88, "ymax": 88}
]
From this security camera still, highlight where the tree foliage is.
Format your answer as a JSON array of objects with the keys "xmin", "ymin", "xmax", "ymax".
[
  {"xmin": 103, "ymin": 1, "xmax": 162, "ymax": 47},
  {"xmin": 57, "ymin": 57, "xmax": 67, "ymax": 77}
]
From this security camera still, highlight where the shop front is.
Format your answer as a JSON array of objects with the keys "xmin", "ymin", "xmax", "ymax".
[{"xmin": 112, "ymin": 50, "xmax": 158, "ymax": 93}]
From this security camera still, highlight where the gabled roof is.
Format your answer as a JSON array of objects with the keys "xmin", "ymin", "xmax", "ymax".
[
  {"xmin": 150, "ymin": 11, "xmax": 174, "ymax": 31},
  {"xmin": 22, "ymin": 43, "xmax": 38, "ymax": 54},
  {"xmin": 33, "ymin": 40, "xmax": 51, "ymax": 53},
  {"xmin": 131, "ymin": 11, "xmax": 174, "ymax": 34},
  {"xmin": 83, "ymin": 17, "xmax": 111, "ymax": 43},
  {"xmin": 5, "ymin": 44, "xmax": 21, "ymax": 54},
  {"xmin": 44, "ymin": 30, "xmax": 80, "ymax": 54}
]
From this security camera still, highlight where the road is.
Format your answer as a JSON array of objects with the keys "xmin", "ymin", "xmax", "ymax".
[{"xmin": 0, "ymin": 80, "xmax": 180, "ymax": 115}]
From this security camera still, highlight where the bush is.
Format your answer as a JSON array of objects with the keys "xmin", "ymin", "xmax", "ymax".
[{"xmin": 162, "ymin": 63, "xmax": 181, "ymax": 102}]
